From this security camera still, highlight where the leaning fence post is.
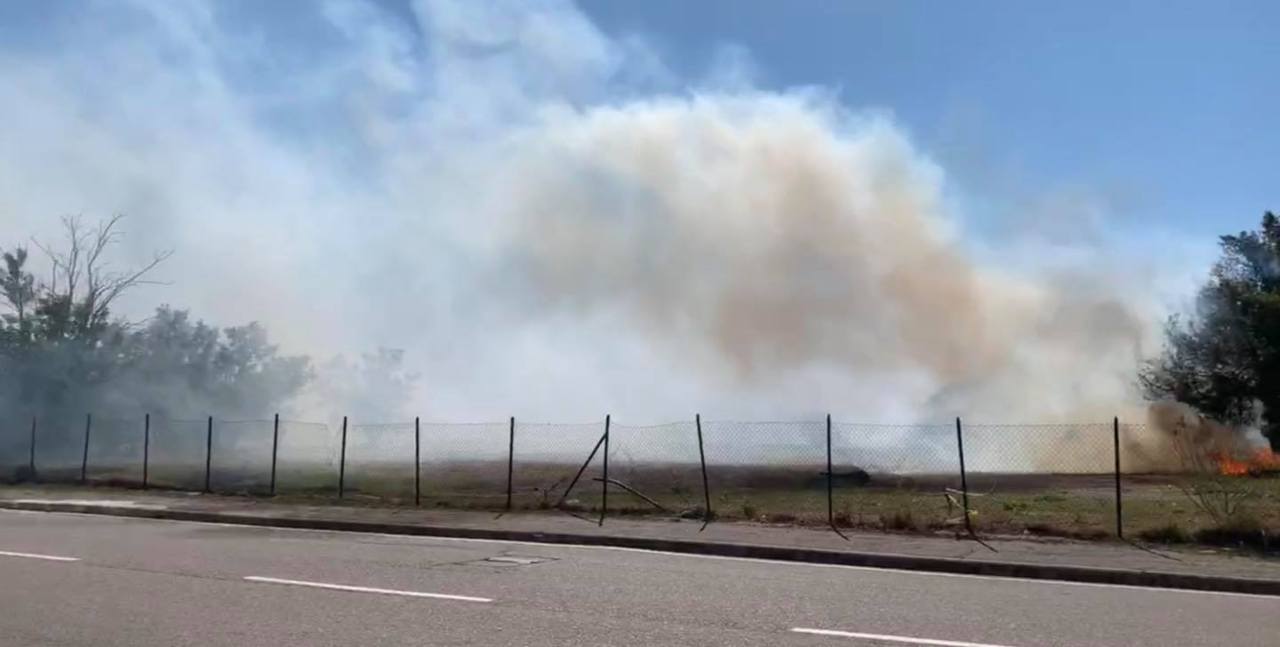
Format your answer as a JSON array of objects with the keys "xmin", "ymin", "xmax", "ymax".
[
  {"xmin": 269, "ymin": 413, "xmax": 280, "ymax": 496},
  {"xmin": 28, "ymin": 415, "xmax": 37, "ymax": 482},
  {"xmin": 956, "ymin": 416, "xmax": 972, "ymax": 536},
  {"xmin": 414, "ymin": 416, "xmax": 421, "ymax": 507},
  {"xmin": 506, "ymin": 416, "xmax": 515, "ymax": 511},
  {"xmin": 80, "ymin": 413, "xmax": 92, "ymax": 485},
  {"xmin": 599, "ymin": 414, "xmax": 610, "ymax": 526},
  {"xmin": 338, "ymin": 416, "xmax": 348, "ymax": 499},
  {"xmin": 143, "ymin": 413, "xmax": 150, "ymax": 489},
  {"xmin": 696, "ymin": 414, "xmax": 712, "ymax": 530},
  {"xmin": 204, "ymin": 415, "xmax": 213, "ymax": 493},
  {"xmin": 557, "ymin": 432, "xmax": 606, "ymax": 508},
  {"xmin": 1113, "ymin": 416, "xmax": 1123, "ymax": 539}
]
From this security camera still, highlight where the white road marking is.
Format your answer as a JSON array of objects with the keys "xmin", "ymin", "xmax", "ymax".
[
  {"xmin": 11, "ymin": 499, "xmax": 166, "ymax": 509},
  {"xmin": 0, "ymin": 550, "xmax": 80, "ymax": 562},
  {"xmin": 16, "ymin": 509, "xmax": 1277, "ymax": 600},
  {"xmin": 792, "ymin": 627, "xmax": 1015, "ymax": 647},
  {"xmin": 243, "ymin": 576, "xmax": 492, "ymax": 603}
]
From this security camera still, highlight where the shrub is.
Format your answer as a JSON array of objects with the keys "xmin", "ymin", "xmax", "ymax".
[
  {"xmin": 1195, "ymin": 514, "xmax": 1274, "ymax": 552},
  {"xmin": 882, "ymin": 509, "xmax": 917, "ymax": 531},
  {"xmin": 1138, "ymin": 522, "xmax": 1192, "ymax": 544},
  {"xmin": 833, "ymin": 509, "xmax": 854, "ymax": 528}
]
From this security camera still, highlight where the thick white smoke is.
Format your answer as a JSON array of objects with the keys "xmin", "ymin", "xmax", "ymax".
[{"xmin": 0, "ymin": 0, "xmax": 1173, "ymax": 425}]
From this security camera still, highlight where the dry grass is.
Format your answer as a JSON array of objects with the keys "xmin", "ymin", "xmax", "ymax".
[{"xmin": 9, "ymin": 458, "xmax": 1279, "ymax": 550}]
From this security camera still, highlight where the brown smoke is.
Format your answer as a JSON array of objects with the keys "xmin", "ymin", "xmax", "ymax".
[
  {"xmin": 1130, "ymin": 401, "xmax": 1257, "ymax": 473},
  {"xmin": 487, "ymin": 95, "xmax": 1154, "ymax": 425}
]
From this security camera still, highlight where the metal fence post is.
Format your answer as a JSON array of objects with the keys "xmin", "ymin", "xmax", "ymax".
[
  {"xmin": 338, "ymin": 416, "xmax": 348, "ymax": 499},
  {"xmin": 506, "ymin": 416, "xmax": 515, "ymax": 511},
  {"xmin": 599, "ymin": 414, "xmax": 609, "ymax": 526},
  {"xmin": 204, "ymin": 415, "xmax": 213, "ymax": 493},
  {"xmin": 826, "ymin": 414, "xmax": 834, "ymax": 529},
  {"xmin": 414, "ymin": 416, "xmax": 421, "ymax": 507},
  {"xmin": 28, "ymin": 415, "xmax": 37, "ymax": 482},
  {"xmin": 142, "ymin": 413, "xmax": 150, "ymax": 489},
  {"xmin": 695, "ymin": 414, "xmax": 712, "ymax": 530},
  {"xmin": 956, "ymin": 416, "xmax": 972, "ymax": 536},
  {"xmin": 270, "ymin": 413, "xmax": 280, "ymax": 496},
  {"xmin": 1113, "ymin": 416, "xmax": 1123, "ymax": 539},
  {"xmin": 80, "ymin": 413, "xmax": 92, "ymax": 484}
]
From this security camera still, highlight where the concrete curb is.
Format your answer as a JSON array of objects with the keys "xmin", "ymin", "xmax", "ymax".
[{"xmin": 4, "ymin": 499, "xmax": 1278, "ymax": 596}]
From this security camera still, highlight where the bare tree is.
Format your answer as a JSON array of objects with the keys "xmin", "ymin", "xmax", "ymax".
[{"xmin": 32, "ymin": 214, "xmax": 172, "ymax": 334}]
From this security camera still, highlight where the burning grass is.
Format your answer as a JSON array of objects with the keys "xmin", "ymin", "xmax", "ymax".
[{"xmin": 1212, "ymin": 448, "xmax": 1280, "ymax": 477}]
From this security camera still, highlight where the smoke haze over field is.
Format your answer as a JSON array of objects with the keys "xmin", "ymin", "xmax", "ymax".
[{"xmin": 0, "ymin": 0, "xmax": 1184, "ymax": 424}]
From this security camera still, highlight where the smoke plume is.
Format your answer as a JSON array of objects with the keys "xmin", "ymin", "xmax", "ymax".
[{"xmin": 0, "ymin": 0, "xmax": 1175, "ymax": 426}]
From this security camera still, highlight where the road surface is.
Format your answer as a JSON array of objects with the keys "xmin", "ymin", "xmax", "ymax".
[{"xmin": 0, "ymin": 509, "xmax": 1275, "ymax": 646}]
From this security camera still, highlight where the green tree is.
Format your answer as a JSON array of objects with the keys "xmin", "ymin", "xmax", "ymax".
[
  {"xmin": 1141, "ymin": 211, "xmax": 1280, "ymax": 450},
  {"xmin": 0, "ymin": 247, "xmax": 36, "ymax": 346},
  {"xmin": 117, "ymin": 306, "xmax": 312, "ymax": 417}
]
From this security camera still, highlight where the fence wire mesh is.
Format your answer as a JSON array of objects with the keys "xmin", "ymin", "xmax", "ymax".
[
  {"xmin": 417, "ymin": 421, "xmax": 510, "ymax": 508},
  {"xmin": 699, "ymin": 420, "xmax": 827, "ymax": 523},
  {"xmin": 344, "ymin": 421, "xmax": 416, "ymax": 501},
  {"xmin": 961, "ymin": 422, "xmax": 1115, "ymax": 536},
  {"xmin": 274, "ymin": 420, "xmax": 339, "ymax": 494},
  {"xmin": 830, "ymin": 423, "xmax": 958, "ymax": 531},
  {"xmin": 209, "ymin": 419, "xmax": 274, "ymax": 494},
  {"xmin": 0, "ymin": 419, "xmax": 27, "ymax": 473},
  {"xmin": 511, "ymin": 420, "xmax": 604, "ymax": 510},
  {"xmin": 605, "ymin": 421, "xmax": 704, "ymax": 516},
  {"xmin": 146, "ymin": 417, "xmax": 207, "ymax": 490},
  {"xmin": 84, "ymin": 416, "xmax": 145, "ymax": 486},
  {"xmin": 12, "ymin": 409, "xmax": 1279, "ymax": 545},
  {"xmin": 26, "ymin": 415, "xmax": 83, "ymax": 481}
]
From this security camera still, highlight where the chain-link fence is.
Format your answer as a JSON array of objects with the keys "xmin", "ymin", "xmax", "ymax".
[
  {"xmin": 83, "ymin": 416, "xmax": 146, "ymax": 486},
  {"xmin": 829, "ymin": 422, "xmax": 959, "ymax": 532},
  {"xmin": 700, "ymin": 420, "xmax": 826, "ymax": 524},
  {"xmin": 209, "ymin": 419, "xmax": 275, "ymax": 495},
  {"xmin": 605, "ymin": 420, "xmax": 704, "ymax": 517},
  {"xmin": 28, "ymin": 414, "xmax": 85, "ymax": 482},
  {"xmin": 146, "ymin": 417, "xmax": 207, "ymax": 490},
  {"xmin": 511, "ymin": 420, "xmax": 604, "ymax": 511},
  {"xmin": 960, "ymin": 423, "xmax": 1115, "ymax": 537},
  {"xmin": 274, "ymin": 420, "xmax": 339, "ymax": 495},
  {"xmin": 417, "ymin": 421, "xmax": 510, "ymax": 509},
  {"xmin": 9, "ymin": 412, "xmax": 1279, "ymax": 544},
  {"xmin": 0, "ymin": 417, "xmax": 30, "ymax": 477},
  {"xmin": 343, "ymin": 421, "xmax": 416, "ymax": 501}
]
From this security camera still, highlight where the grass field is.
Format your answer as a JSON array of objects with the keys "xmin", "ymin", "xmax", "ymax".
[{"xmin": 16, "ymin": 456, "xmax": 1276, "ymax": 552}]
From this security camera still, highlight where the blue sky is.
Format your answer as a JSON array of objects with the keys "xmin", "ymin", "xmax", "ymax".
[
  {"xmin": 3, "ymin": 1, "xmax": 1272, "ymax": 240},
  {"xmin": 579, "ymin": 0, "xmax": 1278, "ymax": 241}
]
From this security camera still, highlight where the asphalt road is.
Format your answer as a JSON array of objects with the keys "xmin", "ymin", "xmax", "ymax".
[{"xmin": 0, "ymin": 510, "xmax": 1275, "ymax": 646}]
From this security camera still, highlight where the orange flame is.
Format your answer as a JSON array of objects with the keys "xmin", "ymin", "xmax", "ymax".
[
  {"xmin": 1214, "ymin": 448, "xmax": 1280, "ymax": 476},
  {"xmin": 1215, "ymin": 454, "xmax": 1250, "ymax": 476}
]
